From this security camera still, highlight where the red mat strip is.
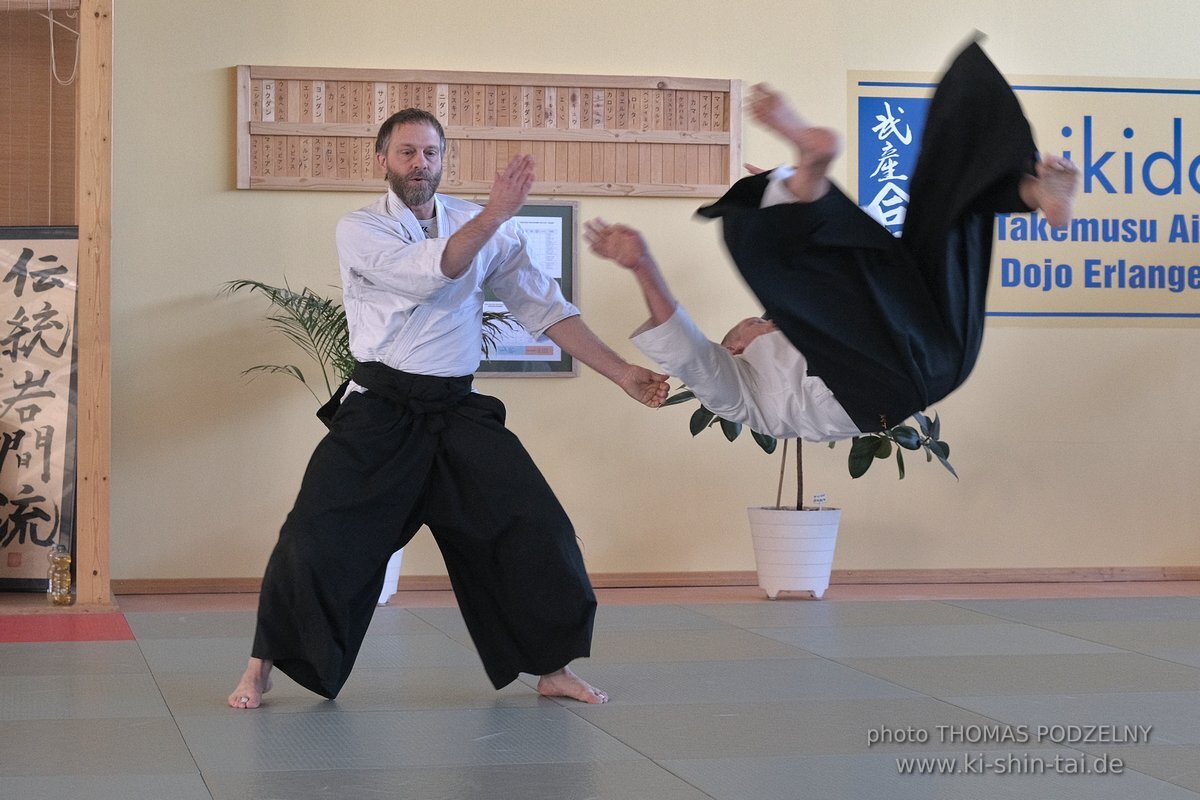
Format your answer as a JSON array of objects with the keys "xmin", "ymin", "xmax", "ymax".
[{"xmin": 0, "ymin": 612, "xmax": 134, "ymax": 643}]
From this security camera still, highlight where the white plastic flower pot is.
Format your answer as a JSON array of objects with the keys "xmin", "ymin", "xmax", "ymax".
[{"xmin": 747, "ymin": 506, "xmax": 841, "ymax": 600}]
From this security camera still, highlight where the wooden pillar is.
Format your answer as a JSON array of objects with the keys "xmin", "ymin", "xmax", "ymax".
[{"xmin": 74, "ymin": 0, "xmax": 113, "ymax": 607}]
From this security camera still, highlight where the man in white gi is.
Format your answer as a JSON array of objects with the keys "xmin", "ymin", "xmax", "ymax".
[{"xmin": 229, "ymin": 108, "xmax": 668, "ymax": 709}]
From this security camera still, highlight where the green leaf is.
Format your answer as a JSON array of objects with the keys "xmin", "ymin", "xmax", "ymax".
[
  {"xmin": 913, "ymin": 410, "xmax": 932, "ymax": 436},
  {"xmin": 242, "ymin": 365, "xmax": 318, "ymax": 401},
  {"xmin": 926, "ymin": 439, "xmax": 958, "ymax": 479},
  {"xmin": 890, "ymin": 425, "xmax": 921, "ymax": 450},
  {"xmin": 927, "ymin": 412, "xmax": 941, "ymax": 441},
  {"xmin": 719, "ymin": 418, "xmax": 742, "ymax": 441},
  {"xmin": 751, "ymin": 430, "xmax": 778, "ymax": 454},
  {"xmin": 932, "ymin": 447, "xmax": 958, "ymax": 479},
  {"xmin": 663, "ymin": 389, "xmax": 697, "ymax": 407},
  {"xmin": 895, "ymin": 447, "xmax": 906, "ymax": 479},
  {"xmin": 848, "ymin": 436, "xmax": 885, "ymax": 478},
  {"xmin": 689, "ymin": 406, "xmax": 715, "ymax": 436}
]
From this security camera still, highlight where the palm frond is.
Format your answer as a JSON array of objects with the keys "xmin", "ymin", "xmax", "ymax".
[
  {"xmin": 227, "ymin": 279, "xmax": 519, "ymax": 402},
  {"xmin": 241, "ymin": 364, "xmax": 321, "ymax": 403},
  {"xmin": 481, "ymin": 310, "xmax": 520, "ymax": 357},
  {"xmin": 224, "ymin": 279, "xmax": 352, "ymax": 400}
]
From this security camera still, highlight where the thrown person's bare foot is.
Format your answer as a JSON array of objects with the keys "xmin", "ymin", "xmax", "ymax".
[
  {"xmin": 1021, "ymin": 153, "xmax": 1078, "ymax": 228},
  {"xmin": 228, "ymin": 657, "xmax": 273, "ymax": 709},
  {"xmin": 537, "ymin": 666, "xmax": 609, "ymax": 704},
  {"xmin": 747, "ymin": 83, "xmax": 839, "ymax": 202},
  {"xmin": 748, "ymin": 82, "xmax": 812, "ymax": 144}
]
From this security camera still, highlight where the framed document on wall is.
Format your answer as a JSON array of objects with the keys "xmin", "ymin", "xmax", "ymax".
[{"xmin": 478, "ymin": 201, "xmax": 578, "ymax": 377}]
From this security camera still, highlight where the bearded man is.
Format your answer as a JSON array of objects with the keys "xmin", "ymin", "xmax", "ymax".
[{"xmin": 229, "ymin": 108, "xmax": 668, "ymax": 709}]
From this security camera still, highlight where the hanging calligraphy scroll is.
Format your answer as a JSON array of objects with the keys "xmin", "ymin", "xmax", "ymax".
[
  {"xmin": 0, "ymin": 227, "xmax": 78, "ymax": 591},
  {"xmin": 236, "ymin": 66, "xmax": 741, "ymax": 198}
]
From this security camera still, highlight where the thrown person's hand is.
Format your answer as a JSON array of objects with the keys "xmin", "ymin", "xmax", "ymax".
[{"xmin": 584, "ymin": 218, "xmax": 652, "ymax": 271}]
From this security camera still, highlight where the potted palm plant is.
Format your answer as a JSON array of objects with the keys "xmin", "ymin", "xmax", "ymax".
[
  {"xmin": 663, "ymin": 389, "xmax": 954, "ymax": 598},
  {"xmin": 223, "ymin": 278, "xmax": 514, "ymax": 402}
]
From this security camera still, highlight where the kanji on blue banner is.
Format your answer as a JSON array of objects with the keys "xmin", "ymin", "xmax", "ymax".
[{"xmin": 856, "ymin": 95, "xmax": 930, "ymax": 236}]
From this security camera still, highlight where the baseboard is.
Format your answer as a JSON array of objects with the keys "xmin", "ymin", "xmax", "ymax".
[
  {"xmin": 834, "ymin": 567, "xmax": 1200, "ymax": 584},
  {"xmin": 110, "ymin": 566, "xmax": 1200, "ymax": 595},
  {"xmin": 374, "ymin": 571, "xmax": 758, "ymax": 591},
  {"xmin": 111, "ymin": 578, "xmax": 264, "ymax": 595},
  {"xmin": 590, "ymin": 571, "xmax": 759, "ymax": 588}
]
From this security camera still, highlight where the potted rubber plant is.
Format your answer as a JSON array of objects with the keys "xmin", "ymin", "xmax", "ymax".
[{"xmin": 663, "ymin": 389, "xmax": 954, "ymax": 599}]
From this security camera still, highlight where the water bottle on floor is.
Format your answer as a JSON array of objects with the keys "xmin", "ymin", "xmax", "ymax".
[{"xmin": 48, "ymin": 544, "xmax": 73, "ymax": 606}]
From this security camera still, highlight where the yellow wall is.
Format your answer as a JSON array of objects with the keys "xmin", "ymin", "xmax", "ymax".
[{"xmin": 111, "ymin": 0, "xmax": 1200, "ymax": 581}]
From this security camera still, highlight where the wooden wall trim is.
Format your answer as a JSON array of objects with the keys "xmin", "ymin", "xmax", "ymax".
[
  {"xmin": 111, "ymin": 566, "xmax": 1200, "ymax": 595},
  {"xmin": 73, "ymin": 0, "xmax": 113, "ymax": 607},
  {"xmin": 249, "ymin": 66, "xmax": 732, "ymax": 92}
]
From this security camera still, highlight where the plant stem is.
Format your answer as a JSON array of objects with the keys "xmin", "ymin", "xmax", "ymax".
[
  {"xmin": 796, "ymin": 438, "xmax": 804, "ymax": 510},
  {"xmin": 775, "ymin": 439, "xmax": 787, "ymax": 510}
]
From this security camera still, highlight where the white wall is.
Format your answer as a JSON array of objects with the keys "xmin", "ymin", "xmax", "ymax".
[{"xmin": 111, "ymin": 0, "xmax": 1200, "ymax": 580}]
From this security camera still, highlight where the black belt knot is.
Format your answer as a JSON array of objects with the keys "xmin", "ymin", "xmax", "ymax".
[{"xmin": 346, "ymin": 361, "xmax": 473, "ymax": 434}]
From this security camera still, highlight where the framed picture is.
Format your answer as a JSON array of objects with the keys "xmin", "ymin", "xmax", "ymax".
[{"xmin": 478, "ymin": 201, "xmax": 578, "ymax": 376}]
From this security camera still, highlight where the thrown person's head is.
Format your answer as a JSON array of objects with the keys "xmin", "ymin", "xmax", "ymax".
[{"xmin": 720, "ymin": 317, "xmax": 777, "ymax": 355}]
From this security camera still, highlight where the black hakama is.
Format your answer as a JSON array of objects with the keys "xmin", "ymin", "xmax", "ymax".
[
  {"xmin": 697, "ymin": 41, "xmax": 1036, "ymax": 433},
  {"xmin": 252, "ymin": 362, "xmax": 597, "ymax": 697}
]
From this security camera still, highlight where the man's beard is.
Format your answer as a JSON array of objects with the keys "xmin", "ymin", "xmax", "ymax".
[{"xmin": 387, "ymin": 167, "xmax": 441, "ymax": 209}]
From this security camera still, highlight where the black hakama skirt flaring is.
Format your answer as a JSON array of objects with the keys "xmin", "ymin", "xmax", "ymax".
[
  {"xmin": 698, "ymin": 41, "xmax": 1036, "ymax": 432},
  {"xmin": 253, "ymin": 362, "xmax": 597, "ymax": 698}
]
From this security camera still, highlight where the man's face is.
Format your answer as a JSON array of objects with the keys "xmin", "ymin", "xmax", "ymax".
[
  {"xmin": 377, "ymin": 122, "xmax": 444, "ymax": 211},
  {"xmin": 720, "ymin": 317, "xmax": 778, "ymax": 355}
]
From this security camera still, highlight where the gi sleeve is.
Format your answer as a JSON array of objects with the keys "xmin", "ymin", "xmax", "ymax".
[
  {"xmin": 335, "ymin": 210, "xmax": 457, "ymax": 304},
  {"xmin": 483, "ymin": 221, "xmax": 580, "ymax": 338},
  {"xmin": 630, "ymin": 305, "xmax": 767, "ymax": 428}
]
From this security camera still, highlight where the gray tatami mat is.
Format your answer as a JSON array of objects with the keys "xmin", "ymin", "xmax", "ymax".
[{"xmin": 3, "ymin": 595, "xmax": 1200, "ymax": 800}]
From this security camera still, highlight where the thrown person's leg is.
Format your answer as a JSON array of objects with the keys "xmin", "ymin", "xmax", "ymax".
[
  {"xmin": 897, "ymin": 39, "xmax": 1078, "ymax": 402},
  {"xmin": 902, "ymin": 39, "xmax": 1040, "ymax": 260},
  {"xmin": 747, "ymin": 83, "xmax": 838, "ymax": 203},
  {"xmin": 1020, "ymin": 154, "xmax": 1078, "ymax": 228}
]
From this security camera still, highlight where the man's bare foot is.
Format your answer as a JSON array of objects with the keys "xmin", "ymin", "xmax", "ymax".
[
  {"xmin": 747, "ymin": 83, "xmax": 839, "ymax": 202},
  {"xmin": 537, "ymin": 666, "xmax": 609, "ymax": 704},
  {"xmin": 228, "ymin": 657, "xmax": 273, "ymax": 709},
  {"xmin": 1021, "ymin": 153, "xmax": 1077, "ymax": 228}
]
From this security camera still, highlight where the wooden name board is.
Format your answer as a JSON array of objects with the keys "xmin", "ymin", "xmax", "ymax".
[{"xmin": 236, "ymin": 66, "xmax": 741, "ymax": 198}]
